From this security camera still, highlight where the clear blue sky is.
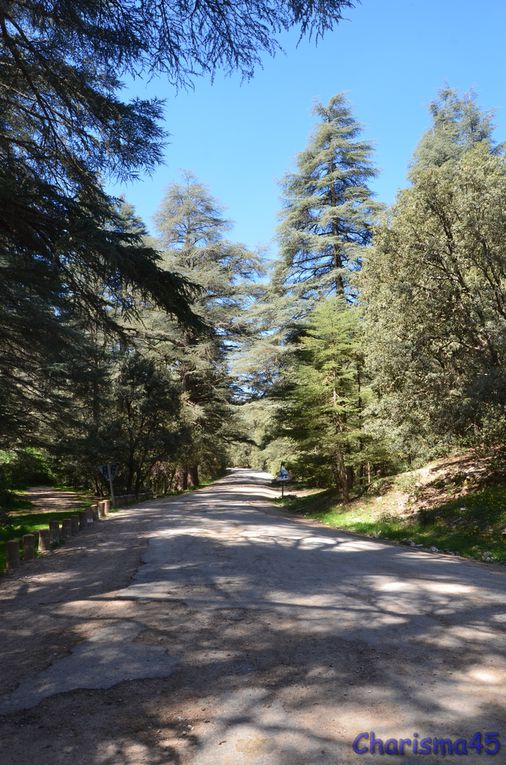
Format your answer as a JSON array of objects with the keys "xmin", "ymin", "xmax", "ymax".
[{"xmin": 109, "ymin": 0, "xmax": 506, "ymax": 257}]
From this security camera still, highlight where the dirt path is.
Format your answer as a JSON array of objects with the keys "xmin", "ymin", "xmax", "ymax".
[
  {"xmin": 0, "ymin": 469, "xmax": 504, "ymax": 764},
  {"xmin": 14, "ymin": 485, "xmax": 91, "ymax": 515}
]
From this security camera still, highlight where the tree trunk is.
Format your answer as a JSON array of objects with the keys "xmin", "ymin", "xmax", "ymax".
[
  {"xmin": 174, "ymin": 466, "xmax": 187, "ymax": 491},
  {"xmin": 188, "ymin": 464, "xmax": 199, "ymax": 487},
  {"xmin": 347, "ymin": 465, "xmax": 354, "ymax": 493},
  {"xmin": 335, "ymin": 450, "xmax": 349, "ymax": 502}
]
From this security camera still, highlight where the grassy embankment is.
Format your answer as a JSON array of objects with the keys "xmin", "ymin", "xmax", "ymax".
[
  {"xmin": 0, "ymin": 493, "xmax": 90, "ymax": 572},
  {"xmin": 276, "ymin": 453, "xmax": 506, "ymax": 564}
]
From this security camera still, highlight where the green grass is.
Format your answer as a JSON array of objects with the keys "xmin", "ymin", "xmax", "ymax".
[
  {"xmin": 0, "ymin": 508, "xmax": 84, "ymax": 572},
  {"xmin": 276, "ymin": 485, "xmax": 506, "ymax": 564}
]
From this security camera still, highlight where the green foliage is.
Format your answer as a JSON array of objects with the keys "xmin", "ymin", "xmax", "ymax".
[
  {"xmin": 0, "ymin": 0, "xmax": 359, "ymax": 500},
  {"xmin": 0, "ymin": 3, "xmax": 200, "ymax": 447},
  {"xmin": 146, "ymin": 174, "xmax": 262, "ymax": 488},
  {"xmin": 239, "ymin": 94, "xmax": 384, "ymax": 488},
  {"xmin": 362, "ymin": 89, "xmax": 506, "ymax": 458},
  {"xmin": 273, "ymin": 297, "xmax": 391, "ymax": 497},
  {"xmin": 0, "ymin": 449, "xmax": 53, "ymax": 489},
  {"xmin": 155, "ymin": 173, "xmax": 262, "ymax": 340},
  {"xmin": 411, "ymin": 88, "xmax": 495, "ymax": 173}
]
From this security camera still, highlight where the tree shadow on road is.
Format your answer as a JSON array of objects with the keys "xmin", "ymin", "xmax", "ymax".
[{"xmin": 0, "ymin": 474, "xmax": 504, "ymax": 764}]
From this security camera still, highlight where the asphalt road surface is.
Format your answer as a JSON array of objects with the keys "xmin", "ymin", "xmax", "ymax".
[{"xmin": 0, "ymin": 469, "xmax": 505, "ymax": 764}]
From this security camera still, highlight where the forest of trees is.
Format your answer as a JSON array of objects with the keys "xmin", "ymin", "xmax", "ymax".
[
  {"xmin": 1, "ymin": 2, "xmax": 505, "ymax": 503},
  {"xmin": 0, "ymin": 0, "xmax": 355, "ymax": 498},
  {"xmin": 237, "ymin": 88, "xmax": 506, "ymax": 498}
]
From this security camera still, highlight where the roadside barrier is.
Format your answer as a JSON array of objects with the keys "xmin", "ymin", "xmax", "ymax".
[
  {"xmin": 2, "ymin": 492, "xmax": 152, "ymax": 573},
  {"xmin": 38, "ymin": 528, "xmax": 50, "ymax": 553},
  {"xmin": 22, "ymin": 534, "xmax": 35, "ymax": 561},
  {"xmin": 6, "ymin": 540, "xmax": 20, "ymax": 570}
]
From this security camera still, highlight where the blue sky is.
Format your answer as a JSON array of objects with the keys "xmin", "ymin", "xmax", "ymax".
[{"xmin": 109, "ymin": 0, "xmax": 506, "ymax": 257}]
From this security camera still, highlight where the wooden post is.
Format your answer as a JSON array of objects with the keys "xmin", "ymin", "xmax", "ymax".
[
  {"xmin": 6, "ymin": 540, "xmax": 20, "ymax": 571},
  {"xmin": 98, "ymin": 500, "xmax": 106, "ymax": 519},
  {"xmin": 78, "ymin": 510, "xmax": 88, "ymax": 530},
  {"xmin": 39, "ymin": 528, "xmax": 51, "ymax": 553},
  {"xmin": 49, "ymin": 520, "xmax": 60, "ymax": 544},
  {"xmin": 102, "ymin": 499, "xmax": 111, "ymax": 515},
  {"xmin": 61, "ymin": 518, "xmax": 72, "ymax": 539},
  {"xmin": 86, "ymin": 508, "xmax": 94, "ymax": 524},
  {"xmin": 70, "ymin": 516, "xmax": 79, "ymax": 535},
  {"xmin": 90, "ymin": 504, "xmax": 99, "ymax": 521},
  {"xmin": 22, "ymin": 534, "xmax": 35, "ymax": 561}
]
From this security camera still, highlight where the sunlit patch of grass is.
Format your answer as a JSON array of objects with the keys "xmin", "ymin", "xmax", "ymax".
[{"xmin": 277, "ymin": 485, "xmax": 506, "ymax": 564}]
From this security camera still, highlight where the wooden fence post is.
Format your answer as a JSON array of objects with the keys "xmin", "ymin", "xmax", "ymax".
[
  {"xmin": 39, "ymin": 528, "xmax": 51, "ymax": 553},
  {"xmin": 61, "ymin": 518, "xmax": 72, "ymax": 539},
  {"xmin": 22, "ymin": 534, "xmax": 35, "ymax": 561},
  {"xmin": 70, "ymin": 516, "xmax": 80, "ymax": 535},
  {"xmin": 49, "ymin": 520, "xmax": 60, "ymax": 544},
  {"xmin": 6, "ymin": 540, "xmax": 20, "ymax": 571}
]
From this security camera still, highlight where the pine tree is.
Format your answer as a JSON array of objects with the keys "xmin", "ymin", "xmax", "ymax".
[
  {"xmin": 149, "ymin": 174, "xmax": 262, "ymax": 486},
  {"xmin": 154, "ymin": 173, "xmax": 261, "ymax": 340},
  {"xmin": 275, "ymin": 298, "xmax": 381, "ymax": 498},
  {"xmin": 275, "ymin": 94, "xmax": 377, "ymax": 305},
  {"xmin": 0, "ymin": 0, "xmax": 355, "ymax": 339}
]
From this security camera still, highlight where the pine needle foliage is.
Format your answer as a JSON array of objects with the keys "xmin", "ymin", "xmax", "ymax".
[{"xmin": 275, "ymin": 94, "xmax": 378, "ymax": 305}]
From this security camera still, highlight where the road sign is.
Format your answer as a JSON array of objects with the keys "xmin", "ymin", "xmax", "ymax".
[
  {"xmin": 98, "ymin": 464, "xmax": 117, "ymax": 480},
  {"xmin": 277, "ymin": 465, "xmax": 291, "ymax": 497}
]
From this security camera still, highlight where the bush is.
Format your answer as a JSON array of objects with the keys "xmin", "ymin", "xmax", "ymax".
[{"xmin": 0, "ymin": 448, "xmax": 54, "ymax": 492}]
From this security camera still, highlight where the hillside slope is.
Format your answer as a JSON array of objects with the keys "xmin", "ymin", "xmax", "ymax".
[{"xmin": 278, "ymin": 452, "xmax": 506, "ymax": 563}]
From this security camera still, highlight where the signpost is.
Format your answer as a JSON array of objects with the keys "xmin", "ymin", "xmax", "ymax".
[
  {"xmin": 98, "ymin": 463, "xmax": 117, "ymax": 507},
  {"xmin": 277, "ymin": 464, "xmax": 291, "ymax": 498}
]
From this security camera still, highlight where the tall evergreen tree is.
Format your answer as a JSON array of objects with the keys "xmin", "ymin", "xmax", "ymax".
[
  {"xmin": 0, "ymin": 0, "xmax": 356, "ymax": 337},
  {"xmin": 276, "ymin": 297, "xmax": 382, "ymax": 498},
  {"xmin": 149, "ymin": 174, "xmax": 262, "ymax": 486},
  {"xmin": 275, "ymin": 94, "xmax": 377, "ymax": 305},
  {"xmin": 154, "ymin": 173, "xmax": 261, "ymax": 341},
  {"xmin": 362, "ymin": 90, "xmax": 506, "ymax": 455}
]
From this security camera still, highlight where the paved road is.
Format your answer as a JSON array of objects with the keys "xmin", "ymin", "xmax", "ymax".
[{"xmin": 0, "ymin": 469, "xmax": 504, "ymax": 764}]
